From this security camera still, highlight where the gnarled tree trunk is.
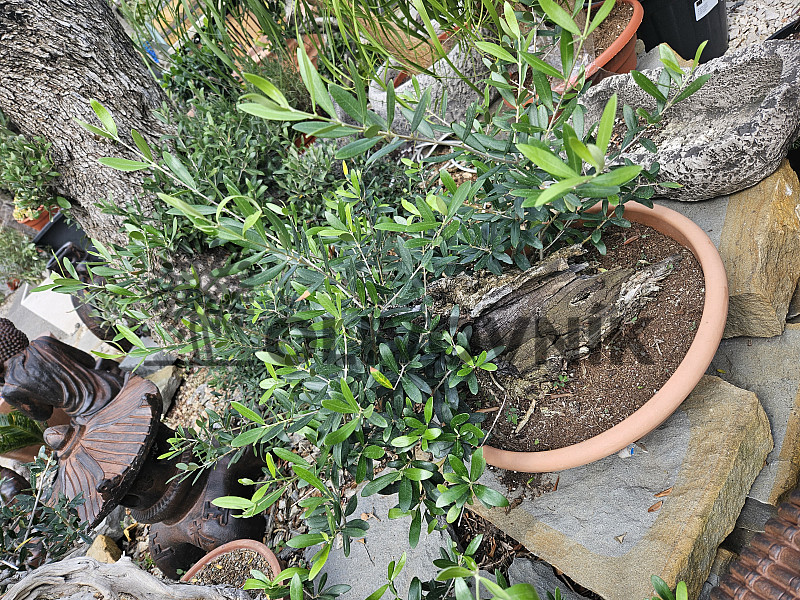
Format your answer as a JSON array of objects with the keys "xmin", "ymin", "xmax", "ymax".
[{"xmin": 0, "ymin": 0, "xmax": 168, "ymax": 247}]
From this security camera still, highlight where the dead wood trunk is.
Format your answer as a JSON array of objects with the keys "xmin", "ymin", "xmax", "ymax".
[
  {"xmin": 430, "ymin": 245, "xmax": 680, "ymax": 375},
  {"xmin": 3, "ymin": 556, "xmax": 250, "ymax": 600}
]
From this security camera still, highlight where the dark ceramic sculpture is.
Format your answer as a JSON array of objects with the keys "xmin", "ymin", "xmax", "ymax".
[{"xmin": 0, "ymin": 319, "xmax": 265, "ymax": 577}]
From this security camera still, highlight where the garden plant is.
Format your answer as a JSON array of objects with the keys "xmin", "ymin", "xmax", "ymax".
[{"xmin": 33, "ymin": 0, "xmax": 712, "ymax": 597}]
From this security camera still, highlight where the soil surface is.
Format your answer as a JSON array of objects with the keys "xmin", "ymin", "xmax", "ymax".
[
  {"xmin": 186, "ymin": 548, "xmax": 275, "ymax": 589},
  {"xmin": 482, "ymin": 221, "xmax": 704, "ymax": 456},
  {"xmin": 590, "ymin": 2, "xmax": 634, "ymax": 57}
]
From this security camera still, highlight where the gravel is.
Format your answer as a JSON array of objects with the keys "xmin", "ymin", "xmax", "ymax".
[{"xmin": 727, "ymin": 0, "xmax": 799, "ymax": 52}]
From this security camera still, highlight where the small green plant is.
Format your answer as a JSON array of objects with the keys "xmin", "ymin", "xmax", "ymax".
[
  {"xmin": 0, "ymin": 453, "xmax": 90, "ymax": 578},
  {"xmin": 0, "ymin": 227, "xmax": 48, "ymax": 287},
  {"xmin": 647, "ymin": 576, "xmax": 688, "ymax": 600},
  {"xmin": 0, "ymin": 110, "xmax": 65, "ymax": 221},
  {"xmin": 506, "ymin": 406, "xmax": 519, "ymax": 426},
  {"xmin": 554, "ymin": 373, "xmax": 570, "ymax": 389}
]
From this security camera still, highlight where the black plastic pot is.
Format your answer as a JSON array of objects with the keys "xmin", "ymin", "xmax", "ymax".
[
  {"xmin": 767, "ymin": 15, "xmax": 800, "ymax": 40},
  {"xmin": 638, "ymin": 0, "xmax": 728, "ymax": 63},
  {"xmin": 32, "ymin": 211, "xmax": 90, "ymax": 253}
]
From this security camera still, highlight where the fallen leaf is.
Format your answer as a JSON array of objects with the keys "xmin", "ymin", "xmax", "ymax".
[
  {"xmin": 476, "ymin": 406, "xmax": 500, "ymax": 413},
  {"xmin": 654, "ymin": 487, "xmax": 673, "ymax": 498},
  {"xmin": 648, "ymin": 500, "xmax": 663, "ymax": 512},
  {"xmin": 360, "ymin": 511, "xmax": 380, "ymax": 521},
  {"xmin": 296, "ymin": 290, "xmax": 311, "ymax": 302},
  {"xmin": 614, "ymin": 533, "xmax": 627, "ymax": 543}
]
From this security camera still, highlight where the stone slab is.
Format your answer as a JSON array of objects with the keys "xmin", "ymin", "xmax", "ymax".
[
  {"xmin": 145, "ymin": 366, "xmax": 182, "ymax": 414},
  {"xmin": 471, "ymin": 376, "xmax": 771, "ymax": 600},
  {"xmin": 710, "ymin": 323, "xmax": 800, "ymax": 505},
  {"xmin": 305, "ymin": 490, "xmax": 451, "ymax": 600},
  {"xmin": 657, "ymin": 160, "xmax": 800, "ymax": 338}
]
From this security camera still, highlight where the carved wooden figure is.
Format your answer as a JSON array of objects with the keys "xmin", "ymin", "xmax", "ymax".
[{"xmin": 0, "ymin": 319, "xmax": 265, "ymax": 577}]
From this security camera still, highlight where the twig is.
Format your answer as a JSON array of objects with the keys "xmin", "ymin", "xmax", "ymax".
[
  {"xmin": 17, "ymin": 453, "xmax": 53, "ymax": 566},
  {"xmin": 481, "ymin": 397, "xmax": 507, "ymax": 446}
]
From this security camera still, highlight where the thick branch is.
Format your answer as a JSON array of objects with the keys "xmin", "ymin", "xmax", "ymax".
[{"xmin": 3, "ymin": 557, "xmax": 250, "ymax": 600}]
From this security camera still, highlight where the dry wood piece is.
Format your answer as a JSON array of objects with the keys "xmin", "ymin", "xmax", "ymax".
[
  {"xmin": 3, "ymin": 556, "xmax": 250, "ymax": 600},
  {"xmin": 431, "ymin": 245, "xmax": 682, "ymax": 375}
]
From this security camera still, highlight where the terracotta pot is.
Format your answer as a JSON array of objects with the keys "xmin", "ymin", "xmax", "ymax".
[
  {"xmin": 482, "ymin": 201, "xmax": 728, "ymax": 473},
  {"xmin": 0, "ymin": 399, "xmax": 69, "ymax": 463},
  {"xmin": 17, "ymin": 211, "xmax": 51, "ymax": 232},
  {"xmin": 181, "ymin": 539, "xmax": 282, "ymax": 586},
  {"xmin": 507, "ymin": 0, "xmax": 643, "ymax": 107},
  {"xmin": 585, "ymin": 0, "xmax": 644, "ymax": 84}
]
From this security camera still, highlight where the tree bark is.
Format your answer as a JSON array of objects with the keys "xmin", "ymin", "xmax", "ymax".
[{"xmin": 0, "ymin": 0, "xmax": 168, "ymax": 247}]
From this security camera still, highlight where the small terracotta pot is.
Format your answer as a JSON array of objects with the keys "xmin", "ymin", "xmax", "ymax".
[
  {"xmin": 585, "ymin": 0, "xmax": 644, "ymax": 84},
  {"xmin": 17, "ymin": 211, "xmax": 51, "ymax": 232},
  {"xmin": 181, "ymin": 539, "xmax": 282, "ymax": 586},
  {"xmin": 482, "ymin": 202, "xmax": 728, "ymax": 472}
]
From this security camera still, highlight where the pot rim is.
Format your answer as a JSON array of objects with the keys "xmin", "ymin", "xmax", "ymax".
[
  {"xmin": 481, "ymin": 201, "xmax": 728, "ymax": 472},
  {"xmin": 180, "ymin": 539, "xmax": 282, "ymax": 585}
]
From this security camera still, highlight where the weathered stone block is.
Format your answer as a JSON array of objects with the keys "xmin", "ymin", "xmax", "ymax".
[
  {"xmin": 656, "ymin": 160, "xmax": 800, "ymax": 338},
  {"xmin": 711, "ymin": 323, "xmax": 800, "ymax": 506},
  {"xmin": 471, "ymin": 376, "xmax": 771, "ymax": 600},
  {"xmin": 582, "ymin": 41, "xmax": 800, "ymax": 202},
  {"xmin": 719, "ymin": 162, "xmax": 800, "ymax": 338}
]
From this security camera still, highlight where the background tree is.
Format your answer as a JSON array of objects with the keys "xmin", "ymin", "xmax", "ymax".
[{"xmin": 0, "ymin": 0, "xmax": 168, "ymax": 246}]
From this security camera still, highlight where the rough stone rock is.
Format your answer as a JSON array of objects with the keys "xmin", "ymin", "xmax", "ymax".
[
  {"xmin": 508, "ymin": 559, "xmax": 590, "ymax": 600},
  {"xmin": 718, "ymin": 161, "xmax": 800, "ymax": 337},
  {"xmin": 92, "ymin": 505, "xmax": 126, "ymax": 541},
  {"xmin": 711, "ymin": 323, "xmax": 800, "ymax": 506},
  {"xmin": 655, "ymin": 161, "xmax": 800, "ymax": 338},
  {"xmin": 368, "ymin": 39, "xmax": 488, "ymax": 136},
  {"xmin": 788, "ymin": 283, "xmax": 800, "ymax": 320},
  {"xmin": 85, "ymin": 534, "xmax": 122, "ymax": 564},
  {"xmin": 582, "ymin": 40, "xmax": 800, "ymax": 201},
  {"xmin": 304, "ymin": 490, "xmax": 451, "ymax": 600},
  {"xmin": 471, "ymin": 376, "xmax": 772, "ymax": 600},
  {"xmin": 145, "ymin": 366, "xmax": 182, "ymax": 414}
]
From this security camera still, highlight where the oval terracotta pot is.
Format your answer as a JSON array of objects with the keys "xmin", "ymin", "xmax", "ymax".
[
  {"xmin": 181, "ymin": 539, "xmax": 282, "ymax": 586},
  {"xmin": 585, "ymin": 0, "xmax": 644, "ymax": 84},
  {"xmin": 482, "ymin": 201, "xmax": 728, "ymax": 473}
]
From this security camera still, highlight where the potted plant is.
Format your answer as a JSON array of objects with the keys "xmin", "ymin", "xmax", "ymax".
[
  {"xmin": 181, "ymin": 539, "xmax": 283, "ymax": 593},
  {"xmin": 73, "ymin": 0, "xmax": 719, "ymax": 586},
  {"xmin": 0, "ymin": 110, "xmax": 64, "ymax": 231},
  {"xmin": 0, "ymin": 226, "xmax": 48, "ymax": 289}
]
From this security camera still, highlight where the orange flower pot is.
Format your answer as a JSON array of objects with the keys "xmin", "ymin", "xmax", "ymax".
[
  {"xmin": 482, "ymin": 202, "xmax": 728, "ymax": 473},
  {"xmin": 181, "ymin": 539, "xmax": 282, "ymax": 588}
]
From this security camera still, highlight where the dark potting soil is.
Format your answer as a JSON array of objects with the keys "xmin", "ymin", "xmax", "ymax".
[
  {"xmin": 482, "ymin": 221, "xmax": 705, "ymax": 460},
  {"xmin": 187, "ymin": 548, "xmax": 275, "ymax": 590},
  {"xmin": 590, "ymin": 2, "xmax": 634, "ymax": 57}
]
